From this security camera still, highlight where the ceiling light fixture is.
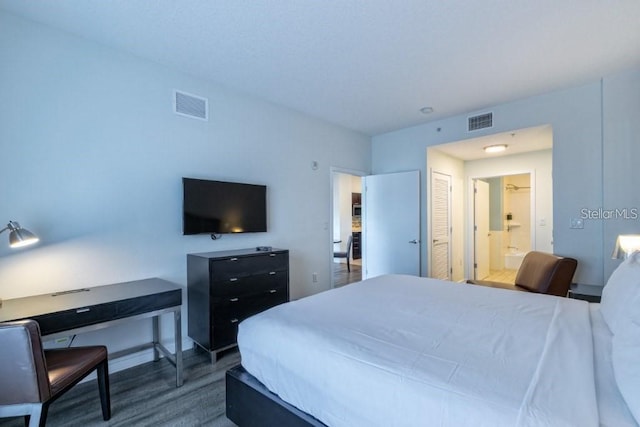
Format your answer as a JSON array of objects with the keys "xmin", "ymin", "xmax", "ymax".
[
  {"xmin": 484, "ymin": 144, "xmax": 508, "ymax": 153},
  {"xmin": 419, "ymin": 107, "xmax": 434, "ymax": 114}
]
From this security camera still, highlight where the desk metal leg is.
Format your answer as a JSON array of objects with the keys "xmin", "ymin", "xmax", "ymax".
[
  {"xmin": 152, "ymin": 315, "xmax": 160, "ymax": 362},
  {"xmin": 174, "ymin": 308, "xmax": 183, "ymax": 387},
  {"xmin": 150, "ymin": 309, "xmax": 183, "ymax": 387}
]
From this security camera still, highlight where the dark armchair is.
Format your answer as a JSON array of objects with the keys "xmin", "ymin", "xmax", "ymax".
[
  {"xmin": 0, "ymin": 320, "xmax": 111, "ymax": 426},
  {"xmin": 468, "ymin": 251, "xmax": 578, "ymax": 297}
]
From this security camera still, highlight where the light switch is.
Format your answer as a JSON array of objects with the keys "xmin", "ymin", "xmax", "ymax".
[{"xmin": 569, "ymin": 218, "xmax": 584, "ymax": 229}]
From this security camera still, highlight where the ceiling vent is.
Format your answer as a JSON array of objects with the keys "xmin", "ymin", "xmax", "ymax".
[
  {"xmin": 174, "ymin": 90, "xmax": 208, "ymax": 121},
  {"xmin": 468, "ymin": 112, "xmax": 493, "ymax": 132}
]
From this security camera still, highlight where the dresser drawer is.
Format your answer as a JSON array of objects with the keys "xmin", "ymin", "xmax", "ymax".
[
  {"xmin": 212, "ymin": 282, "xmax": 288, "ymax": 305},
  {"xmin": 212, "ymin": 291, "xmax": 288, "ymax": 350},
  {"xmin": 211, "ymin": 270, "xmax": 287, "ymax": 297},
  {"xmin": 210, "ymin": 252, "xmax": 288, "ymax": 280},
  {"xmin": 214, "ymin": 290, "xmax": 288, "ymax": 324}
]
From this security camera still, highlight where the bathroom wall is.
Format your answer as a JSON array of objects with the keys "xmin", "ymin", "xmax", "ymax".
[
  {"xmin": 487, "ymin": 177, "xmax": 504, "ymax": 270},
  {"xmin": 504, "ymin": 174, "xmax": 532, "ymax": 254}
]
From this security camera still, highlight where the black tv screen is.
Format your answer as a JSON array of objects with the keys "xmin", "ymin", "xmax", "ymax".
[{"xmin": 183, "ymin": 178, "xmax": 267, "ymax": 235}]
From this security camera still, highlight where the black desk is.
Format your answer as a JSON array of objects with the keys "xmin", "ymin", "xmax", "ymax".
[{"xmin": 0, "ymin": 278, "xmax": 183, "ymax": 387}]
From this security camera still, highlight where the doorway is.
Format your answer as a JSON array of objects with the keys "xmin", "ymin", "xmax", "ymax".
[
  {"xmin": 331, "ymin": 170, "xmax": 363, "ymax": 287},
  {"xmin": 330, "ymin": 169, "xmax": 422, "ymax": 288},
  {"xmin": 472, "ymin": 173, "xmax": 532, "ymax": 282}
]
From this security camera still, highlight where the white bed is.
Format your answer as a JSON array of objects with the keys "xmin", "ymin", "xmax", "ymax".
[
  {"xmin": 590, "ymin": 304, "xmax": 638, "ymax": 426},
  {"xmin": 237, "ymin": 273, "xmax": 639, "ymax": 427}
]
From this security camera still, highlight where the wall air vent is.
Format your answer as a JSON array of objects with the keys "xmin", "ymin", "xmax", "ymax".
[
  {"xmin": 174, "ymin": 90, "xmax": 208, "ymax": 121},
  {"xmin": 468, "ymin": 112, "xmax": 493, "ymax": 132}
]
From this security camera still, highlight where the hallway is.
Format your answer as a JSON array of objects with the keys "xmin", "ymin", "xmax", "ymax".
[{"xmin": 333, "ymin": 259, "xmax": 362, "ymax": 287}]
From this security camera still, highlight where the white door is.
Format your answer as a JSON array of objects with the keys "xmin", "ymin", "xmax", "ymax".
[
  {"xmin": 363, "ymin": 170, "xmax": 420, "ymax": 279},
  {"xmin": 431, "ymin": 171, "xmax": 451, "ymax": 280},
  {"xmin": 474, "ymin": 179, "xmax": 490, "ymax": 280}
]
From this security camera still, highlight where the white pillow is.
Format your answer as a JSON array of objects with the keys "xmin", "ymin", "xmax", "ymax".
[
  {"xmin": 600, "ymin": 251, "xmax": 640, "ymax": 335},
  {"xmin": 612, "ymin": 319, "xmax": 640, "ymax": 422}
]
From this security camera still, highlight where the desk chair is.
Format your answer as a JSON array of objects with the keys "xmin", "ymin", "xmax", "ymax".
[
  {"xmin": 0, "ymin": 320, "xmax": 111, "ymax": 426},
  {"xmin": 468, "ymin": 251, "xmax": 578, "ymax": 297},
  {"xmin": 334, "ymin": 235, "xmax": 353, "ymax": 272}
]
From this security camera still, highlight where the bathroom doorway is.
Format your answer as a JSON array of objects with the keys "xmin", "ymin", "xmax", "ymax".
[
  {"xmin": 472, "ymin": 173, "xmax": 532, "ymax": 281},
  {"xmin": 426, "ymin": 124, "xmax": 553, "ymax": 283}
]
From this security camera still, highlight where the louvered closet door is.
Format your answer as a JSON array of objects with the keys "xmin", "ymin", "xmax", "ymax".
[{"xmin": 431, "ymin": 171, "xmax": 451, "ymax": 280}]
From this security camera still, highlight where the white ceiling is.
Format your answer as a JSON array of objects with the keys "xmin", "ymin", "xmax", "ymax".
[
  {"xmin": 2, "ymin": 1, "xmax": 640, "ymax": 136},
  {"xmin": 434, "ymin": 124, "xmax": 553, "ymax": 161}
]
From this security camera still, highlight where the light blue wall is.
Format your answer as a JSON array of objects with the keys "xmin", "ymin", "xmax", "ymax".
[
  {"xmin": 373, "ymin": 80, "xmax": 614, "ymax": 285},
  {"xmin": 602, "ymin": 68, "xmax": 640, "ymax": 279},
  {"xmin": 0, "ymin": 12, "xmax": 371, "ymax": 371}
]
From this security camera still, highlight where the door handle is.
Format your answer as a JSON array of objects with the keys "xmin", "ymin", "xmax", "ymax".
[{"xmin": 409, "ymin": 239, "xmax": 419, "ymax": 244}]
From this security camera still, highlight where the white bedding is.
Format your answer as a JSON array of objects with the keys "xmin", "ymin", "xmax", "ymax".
[
  {"xmin": 238, "ymin": 274, "xmax": 599, "ymax": 427},
  {"xmin": 590, "ymin": 304, "xmax": 638, "ymax": 427}
]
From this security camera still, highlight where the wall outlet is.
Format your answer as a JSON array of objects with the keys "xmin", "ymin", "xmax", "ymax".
[
  {"xmin": 312, "ymin": 272, "xmax": 318, "ymax": 283},
  {"xmin": 569, "ymin": 218, "xmax": 584, "ymax": 229}
]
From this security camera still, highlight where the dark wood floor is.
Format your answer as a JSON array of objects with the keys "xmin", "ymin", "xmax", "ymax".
[
  {"xmin": 333, "ymin": 261, "xmax": 362, "ymax": 287},
  {"xmin": 0, "ymin": 348, "xmax": 240, "ymax": 427}
]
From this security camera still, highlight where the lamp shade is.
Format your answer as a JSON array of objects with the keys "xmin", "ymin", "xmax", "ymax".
[
  {"xmin": 612, "ymin": 234, "xmax": 640, "ymax": 259},
  {"xmin": 2, "ymin": 221, "xmax": 39, "ymax": 248}
]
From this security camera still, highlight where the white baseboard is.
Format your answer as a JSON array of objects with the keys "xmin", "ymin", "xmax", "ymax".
[{"xmin": 79, "ymin": 337, "xmax": 193, "ymax": 383}]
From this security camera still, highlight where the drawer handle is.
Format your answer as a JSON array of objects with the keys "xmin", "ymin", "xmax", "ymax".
[
  {"xmin": 230, "ymin": 318, "xmax": 239, "ymax": 324},
  {"xmin": 230, "ymin": 297, "xmax": 239, "ymax": 302},
  {"xmin": 269, "ymin": 253, "xmax": 276, "ymax": 257},
  {"xmin": 269, "ymin": 289, "xmax": 277, "ymax": 294},
  {"xmin": 76, "ymin": 308, "xmax": 90, "ymax": 313},
  {"xmin": 269, "ymin": 271, "xmax": 276, "ymax": 275},
  {"xmin": 230, "ymin": 257, "xmax": 238, "ymax": 262},
  {"xmin": 229, "ymin": 278, "xmax": 238, "ymax": 282}
]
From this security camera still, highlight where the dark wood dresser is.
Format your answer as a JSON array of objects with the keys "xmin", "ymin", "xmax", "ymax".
[{"xmin": 187, "ymin": 248, "xmax": 289, "ymax": 362}]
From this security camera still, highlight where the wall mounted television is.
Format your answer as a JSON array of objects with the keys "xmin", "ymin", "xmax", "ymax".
[{"xmin": 183, "ymin": 177, "xmax": 267, "ymax": 235}]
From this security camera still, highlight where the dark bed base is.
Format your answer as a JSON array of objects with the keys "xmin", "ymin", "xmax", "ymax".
[{"xmin": 226, "ymin": 364, "xmax": 326, "ymax": 427}]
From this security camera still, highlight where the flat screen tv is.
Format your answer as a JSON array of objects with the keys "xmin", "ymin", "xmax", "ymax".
[{"xmin": 183, "ymin": 177, "xmax": 267, "ymax": 235}]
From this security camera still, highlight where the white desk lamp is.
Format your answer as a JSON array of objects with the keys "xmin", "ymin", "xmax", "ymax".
[{"xmin": 0, "ymin": 221, "xmax": 39, "ymax": 307}]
